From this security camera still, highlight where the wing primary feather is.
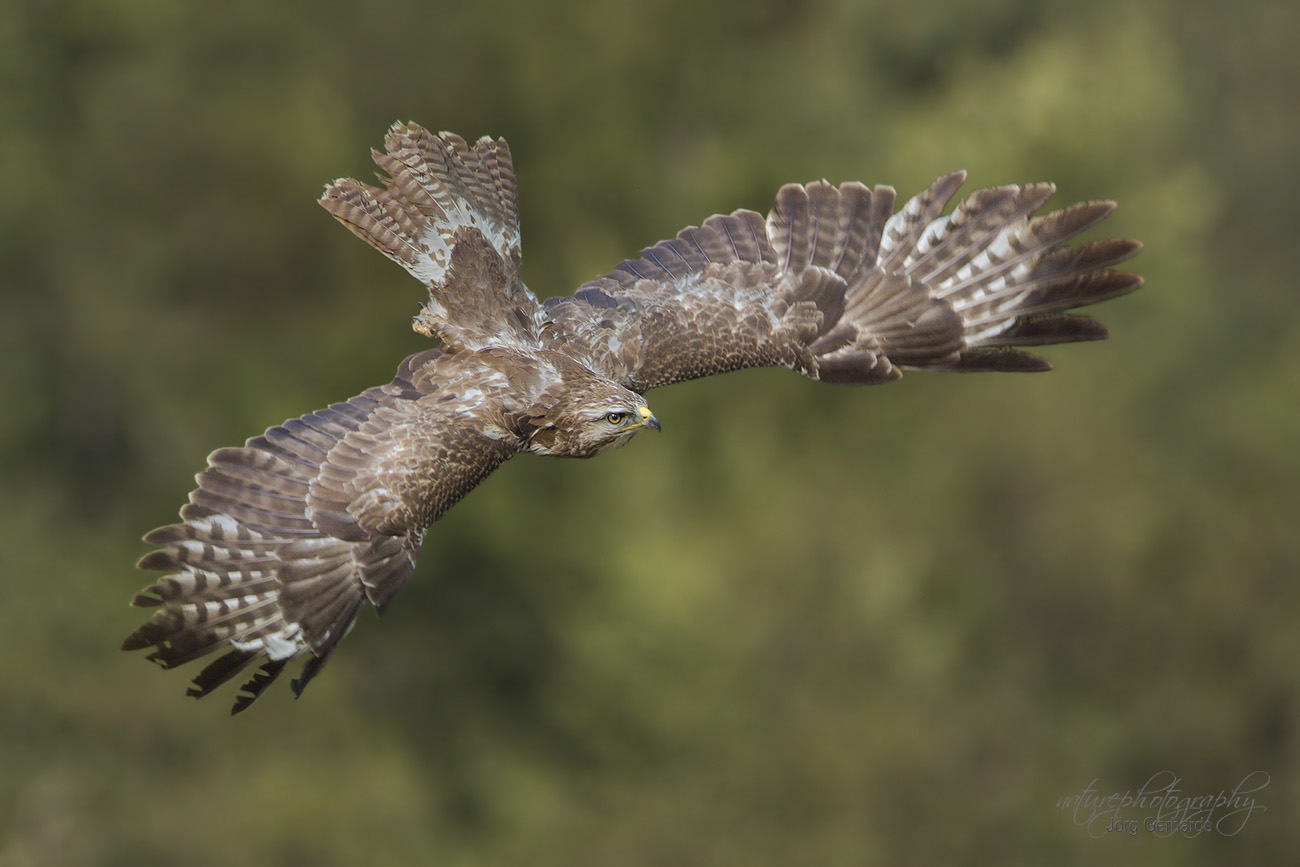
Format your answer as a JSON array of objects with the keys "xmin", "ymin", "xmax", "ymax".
[
  {"xmin": 231, "ymin": 659, "xmax": 290, "ymax": 715},
  {"xmin": 125, "ymin": 350, "xmax": 521, "ymax": 711}
]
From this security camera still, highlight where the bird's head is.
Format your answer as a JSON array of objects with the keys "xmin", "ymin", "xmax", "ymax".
[{"xmin": 523, "ymin": 376, "xmax": 660, "ymax": 458}]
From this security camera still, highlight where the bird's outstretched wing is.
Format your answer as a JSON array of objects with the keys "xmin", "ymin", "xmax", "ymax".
[
  {"xmin": 319, "ymin": 123, "xmax": 539, "ymax": 350},
  {"xmin": 541, "ymin": 174, "xmax": 1142, "ymax": 393},
  {"xmin": 123, "ymin": 350, "xmax": 520, "ymax": 713}
]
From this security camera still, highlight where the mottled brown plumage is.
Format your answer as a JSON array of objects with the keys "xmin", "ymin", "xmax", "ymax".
[{"xmin": 124, "ymin": 122, "xmax": 1142, "ymax": 711}]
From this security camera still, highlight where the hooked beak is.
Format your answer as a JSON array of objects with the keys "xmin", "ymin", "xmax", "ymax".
[{"xmin": 638, "ymin": 406, "xmax": 661, "ymax": 433}]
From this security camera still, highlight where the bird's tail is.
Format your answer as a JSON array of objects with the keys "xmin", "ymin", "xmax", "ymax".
[{"xmin": 318, "ymin": 123, "xmax": 534, "ymax": 346}]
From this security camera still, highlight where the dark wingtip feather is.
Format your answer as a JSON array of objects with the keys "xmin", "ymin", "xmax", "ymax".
[
  {"xmin": 953, "ymin": 348, "xmax": 1054, "ymax": 372},
  {"xmin": 290, "ymin": 662, "xmax": 319, "ymax": 698},
  {"xmin": 186, "ymin": 649, "xmax": 260, "ymax": 700},
  {"xmin": 997, "ymin": 314, "xmax": 1112, "ymax": 346},
  {"xmin": 1083, "ymin": 269, "xmax": 1145, "ymax": 306},
  {"xmin": 939, "ymin": 169, "xmax": 968, "ymax": 188},
  {"xmin": 128, "ymin": 592, "xmax": 163, "ymax": 609},
  {"xmin": 290, "ymin": 642, "xmax": 341, "ymax": 699},
  {"xmin": 141, "ymin": 525, "xmax": 179, "ymax": 546},
  {"xmin": 1099, "ymin": 238, "xmax": 1143, "ymax": 268},
  {"xmin": 231, "ymin": 659, "xmax": 289, "ymax": 715},
  {"xmin": 121, "ymin": 624, "xmax": 159, "ymax": 651},
  {"xmin": 136, "ymin": 550, "xmax": 175, "ymax": 572}
]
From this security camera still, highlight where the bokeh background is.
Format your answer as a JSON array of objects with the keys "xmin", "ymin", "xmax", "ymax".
[{"xmin": 2, "ymin": 0, "xmax": 1296, "ymax": 864}]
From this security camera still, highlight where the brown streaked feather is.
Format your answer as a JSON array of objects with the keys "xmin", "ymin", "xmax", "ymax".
[
  {"xmin": 189, "ymin": 648, "xmax": 262, "ymax": 698},
  {"xmin": 544, "ymin": 172, "xmax": 1140, "ymax": 389},
  {"xmin": 906, "ymin": 184, "xmax": 1056, "ymax": 283},
  {"xmin": 229, "ymin": 658, "xmax": 290, "ymax": 713},
  {"xmin": 877, "ymin": 171, "xmax": 968, "ymax": 269},
  {"xmin": 125, "ymin": 350, "xmax": 524, "ymax": 712},
  {"xmin": 129, "ymin": 123, "xmax": 1143, "ymax": 713},
  {"xmin": 991, "ymin": 313, "xmax": 1110, "ymax": 347}
]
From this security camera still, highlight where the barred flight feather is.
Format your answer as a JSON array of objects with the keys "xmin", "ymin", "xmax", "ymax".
[{"xmin": 127, "ymin": 121, "xmax": 1141, "ymax": 711}]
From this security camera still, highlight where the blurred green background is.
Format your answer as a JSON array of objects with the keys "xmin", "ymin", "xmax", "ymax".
[{"xmin": 2, "ymin": 0, "xmax": 1296, "ymax": 864}]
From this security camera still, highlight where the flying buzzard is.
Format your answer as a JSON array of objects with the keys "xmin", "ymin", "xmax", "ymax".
[{"xmin": 124, "ymin": 122, "xmax": 1142, "ymax": 712}]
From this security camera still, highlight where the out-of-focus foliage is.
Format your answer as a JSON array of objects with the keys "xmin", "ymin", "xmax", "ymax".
[{"xmin": 1, "ymin": 0, "xmax": 1296, "ymax": 863}]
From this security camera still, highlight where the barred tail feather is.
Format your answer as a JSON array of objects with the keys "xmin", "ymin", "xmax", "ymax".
[
  {"xmin": 320, "ymin": 124, "xmax": 520, "ymax": 282},
  {"xmin": 318, "ymin": 123, "xmax": 533, "ymax": 348}
]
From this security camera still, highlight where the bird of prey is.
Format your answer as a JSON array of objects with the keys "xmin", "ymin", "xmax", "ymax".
[{"xmin": 124, "ymin": 122, "xmax": 1142, "ymax": 712}]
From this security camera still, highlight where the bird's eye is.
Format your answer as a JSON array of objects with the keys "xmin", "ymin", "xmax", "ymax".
[{"xmin": 605, "ymin": 412, "xmax": 626, "ymax": 425}]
